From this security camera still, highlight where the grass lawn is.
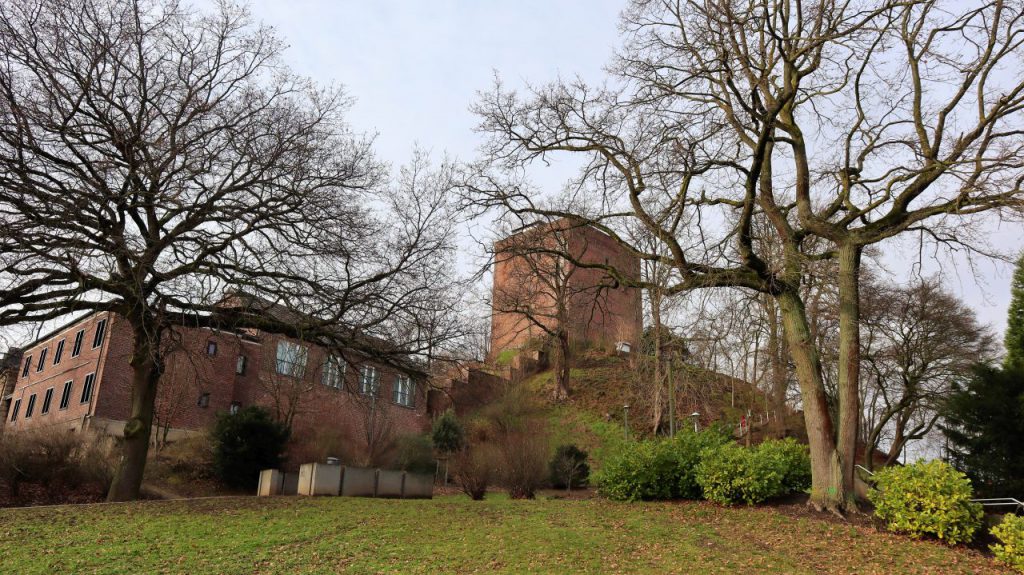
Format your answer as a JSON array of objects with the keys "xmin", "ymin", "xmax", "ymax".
[{"xmin": 0, "ymin": 495, "xmax": 1008, "ymax": 574}]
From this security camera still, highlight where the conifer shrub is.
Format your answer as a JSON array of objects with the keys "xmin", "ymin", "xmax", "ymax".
[
  {"xmin": 992, "ymin": 514, "xmax": 1024, "ymax": 573},
  {"xmin": 867, "ymin": 460, "xmax": 983, "ymax": 545},
  {"xmin": 549, "ymin": 444, "xmax": 590, "ymax": 490},
  {"xmin": 211, "ymin": 406, "xmax": 290, "ymax": 490}
]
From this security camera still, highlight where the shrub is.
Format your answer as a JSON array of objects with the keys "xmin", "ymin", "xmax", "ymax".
[
  {"xmin": 0, "ymin": 428, "xmax": 115, "ymax": 502},
  {"xmin": 671, "ymin": 429, "xmax": 731, "ymax": 499},
  {"xmin": 867, "ymin": 460, "xmax": 983, "ymax": 545},
  {"xmin": 451, "ymin": 445, "xmax": 497, "ymax": 500},
  {"xmin": 497, "ymin": 422, "xmax": 550, "ymax": 499},
  {"xmin": 431, "ymin": 410, "xmax": 465, "ymax": 455},
  {"xmin": 694, "ymin": 439, "xmax": 810, "ymax": 505},
  {"xmin": 392, "ymin": 434, "xmax": 436, "ymax": 475},
  {"xmin": 155, "ymin": 433, "xmax": 216, "ymax": 482},
  {"xmin": 597, "ymin": 429, "xmax": 729, "ymax": 501},
  {"xmin": 549, "ymin": 444, "xmax": 590, "ymax": 490},
  {"xmin": 992, "ymin": 514, "xmax": 1024, "ymax": 573},
  {"xmin": 696, "ymin": 443, "xmax": 782, "ymax": 505},
  {"xmin": 756, "ymin": 438, "xmax": 811, "ymax": 494},
  {"xmin": 211, "ymin": 407, "xmax": 290, "ymax": 490}
]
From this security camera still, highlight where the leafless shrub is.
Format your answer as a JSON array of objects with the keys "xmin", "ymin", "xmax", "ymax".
[
  {"xmin": 451, "ymin": 444, "xmax": 498, "ymax": 501},
  {"xmin": 0, "ymin": 428, "xmax": 116, "ymax": 502}
]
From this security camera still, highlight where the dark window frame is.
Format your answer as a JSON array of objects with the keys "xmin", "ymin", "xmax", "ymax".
[
  {"xmin": 53, "ymin": 339, "xmax": 65, "ymax": 365},
  {"xmin": 41, "ymin": 388, "xmax": 54, "ymax": 415},
  {"xmin": 35, "ymin": 348, "xmax": 48, "ymax": 372},
  {"xmin": 10, "ymin": 399, "xmax": 20, "ymax": 421},
  {"xmin": 92, "ymin": 319, "xmax": 107, "ymax": 349},
  {"xmin": 80, "ymin": 373, "xmax": 95, "ymax": 404},
  {"xmin": 205, "ymin": 340, "xmax": 218, "ymax": 357},
  {"xmin": 21, "ymin": 356, "xmax": 31, "ymax": 378},
  {"xmin": 197, "ymin": 392, "xmax": 210, "ymax": 408},
  {"xmin": 235, "ymin": 355, "xmax": 247, "ymax": 375},
  {"xmin": 59, "ymin": 380, "xmax": 73, "ymax": 410},
  {"xmin": 359, "ymin": 366, "xmax": 380, "ymax": 396},
  {"xmin": 25, "ymin": 394, "xmax": 36, "ymax": 418},
  {"xmin": 393, "ymin": 375, "xmax": 415, "ymax": 408},
  {"xmin": 71, "ymin": 330, "xmax": 85, "ymax": 357}
]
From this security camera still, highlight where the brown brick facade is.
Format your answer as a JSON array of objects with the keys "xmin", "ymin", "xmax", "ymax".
[
  {"xmin": 489, "ymin": 220, "xmax": 643, "ymax": 360},
  {"xmin": 1, "ymin": 313, "xmax": 429, "ymax": 444}
]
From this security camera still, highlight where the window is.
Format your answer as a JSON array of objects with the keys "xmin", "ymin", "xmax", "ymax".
[
  {"xmin": 59, "ymin": 380, "xmax": 73, "ymax": 410},
  {"xmin": 53, "ymin": 339, "xmax": 65, "ymax": 365},
  {"xmin": 205, "ymin": 340, "xmax": 218, "ymax": 357},
  {"xmin": 275, "ymin": 341, "xmax": 308, "ymax": 378},
  {"xmin": 92, "ymin": 319, "xmax": 107, "ymax": 348},
  {"xmin": 25, "ymin": 394, "xmax": 36, "ymax": 418},
  {"xmin": 235, "ymin": 355, "xmax": 247, "ymax": 375},
  {"xmin": 321, "ymin": 355, "xmax": 346, "ymax": 389},
  {"xmin": 21, "ymin": 356, "xmax": 31, "ymax": 378},
  {"xmin": 80, "ymin": 373, "xmax": 95, "ymax": 403},
  {"xmin": 393, "ymin": 375, "xmax": 415, "ymax": 407},
  {"xmin": 36, "ymin": 348, "xmax": 48, "ymax": 372},
  {"xmin": 9, "ymin": 399, "xmax": 20, "ymax": 422},
  {"xmin": 229, "ymin": 401, "xmax": 241, "ymax": 415},
  {"xmin": 359, "ymin": 366, "xmax": 380, "ymax": 396},
  {"xmin": 71, "ymin": 329, "xmax": 85, "ymax": 357},
  {"xmin": 197, "ymin": 393, "xmax": 210, "ymax": 408},
  {"xmin": 41, "ymin": 388, "xmax": 54, "ymax": 415}
]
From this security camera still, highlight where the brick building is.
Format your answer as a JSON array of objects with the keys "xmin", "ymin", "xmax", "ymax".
[
  {"xmin": 489, "ymin": 219, "xmax": 643, "ymax": 362},
  {"xmin": 0, "ymin": 311, "xmax": 429, "ymax": 448}
]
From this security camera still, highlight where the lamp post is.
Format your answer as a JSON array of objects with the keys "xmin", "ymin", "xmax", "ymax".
[
  {"xmin": 690, "ymin": 412, "xmax": 700, "ymax": 433},
  {"xmin": 623, "ymin": 404, "xmax": 630, "ymax": 441}
]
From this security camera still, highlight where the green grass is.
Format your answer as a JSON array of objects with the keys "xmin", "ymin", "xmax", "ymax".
[{"xmin": 0, "ymin": 495, "xmax": 1007, "ymax": 574}]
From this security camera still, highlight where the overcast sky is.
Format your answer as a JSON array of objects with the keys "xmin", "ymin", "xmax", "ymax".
[
  {"xmin": 3, "ymin": 1, "xmax": 1018, "ymax": 349},
  {"xmin": 242, "ymin": 0, "xmax": 1022, "ymax": 344}
]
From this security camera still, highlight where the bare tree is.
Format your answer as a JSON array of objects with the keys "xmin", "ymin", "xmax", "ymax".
[
  {"xmin": 859, "ymin": 277, "xmax": 995, "ymax": 470},
  {"xmin": 0, "ymin": 0, "xmax": 459, "ymax": 500},
  {"xmin": 466, "ymin": 0, "xmax": 1024, "ymax": 512}
]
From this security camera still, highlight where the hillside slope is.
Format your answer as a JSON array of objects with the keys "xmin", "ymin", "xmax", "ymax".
[{"xmin": 521, "ymin": 354, "xmax": 805, "ymax": 468}]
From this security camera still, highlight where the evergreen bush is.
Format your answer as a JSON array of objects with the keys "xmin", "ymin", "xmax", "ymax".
[
  {"xmin": 867, "ymin": 460, "xmax": 983, "ymax": 545},
  {"xmin": 992, "ymin": 513, "xmax": 1024, "ymax": 573},
  {"xmin": 211, "ymin": 406, "xmax": 290, "ymax": 490}
]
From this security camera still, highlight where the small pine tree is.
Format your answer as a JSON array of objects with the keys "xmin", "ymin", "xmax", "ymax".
[
  {"xmin": 211, "ymin": 406, "xmax": 290, "ymax": 490},
  {"xmin": 431, "ymin": 409, "xmax": 464, "ymax": 485},
  {"xmin": 1006, "ymin": 253, "xmax": 1024, "ymax": 369},
  {"xmin": 431, "ymin": 409, "xmax": 465, "ymax": 454}
]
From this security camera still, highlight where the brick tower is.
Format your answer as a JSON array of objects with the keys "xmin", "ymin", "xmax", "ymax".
[{"xmin": 488, "ymin": 218, "xmax": 643, "ymax": 363}]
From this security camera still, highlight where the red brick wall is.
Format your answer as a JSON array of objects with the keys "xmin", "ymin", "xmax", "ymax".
[
  {"xmin": 4, "ymin": 313, "xmax": 428, "ymax": 446},
  {"xmin": 490, "ymin": 221, "xmax": 643, "ymax": 360},
  {"xmin": 4, "ymin": 312, "xmax": 113, "ymax": 432}
]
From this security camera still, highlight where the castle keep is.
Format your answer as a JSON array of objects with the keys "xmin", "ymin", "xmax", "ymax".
[{"xmin": 489, "ymin": 219, "xmax": 643, "ymax": 362}]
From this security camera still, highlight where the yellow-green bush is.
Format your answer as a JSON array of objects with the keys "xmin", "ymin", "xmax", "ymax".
[
  {"xmin": 596, "ymin": 429, "xmax": 729, "ymax": 501},
  {"xmin": 867, "ymin": 460, "xmax": 983, "ymax": 545},
  {"xmin": 694, "ymin": 439, "xmax": 811, "ymax": 505},
  {"xmin": 992, "ymin": 514, "xmax": 1024, "ymax": 573}
]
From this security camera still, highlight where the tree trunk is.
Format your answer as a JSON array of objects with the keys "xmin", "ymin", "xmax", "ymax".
[
  {"xmin": 835, "ymin": 242, "xmax": 862, "ymax": 509},
  {"xmin": 762, "ymin": 294, "xmax": 788, "ymax": 438},
  {"xmin": 107, "ymin": 320, "xmax": 164, "ymax": 502},
  {"xmin": 651, "ymin": 292, "xmax": 663, "ymax": 434},
  {"xmin": 553, "ymin": 329, "xmax": 570, "ymax": 401},
  {"xmin": 776, "ymin": 288, "xmax": 848, "ymax": 513}
]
